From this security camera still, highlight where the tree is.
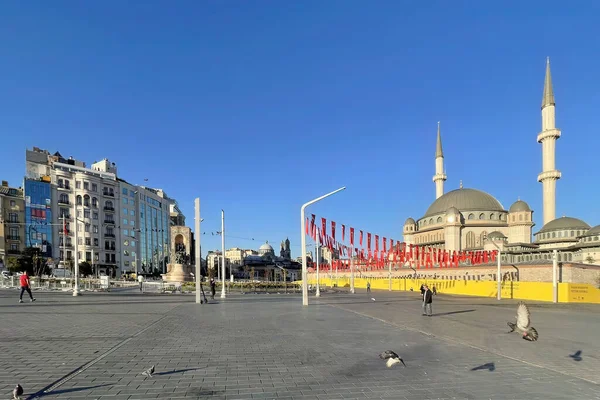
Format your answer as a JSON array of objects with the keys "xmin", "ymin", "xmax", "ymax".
[
  {"xmin": 6, "ymin": 256, "xmax": 21, "ymax": 273},
  {"xmin": 78, "ymin": 261, "xmax": 93, "ymax": 276}
]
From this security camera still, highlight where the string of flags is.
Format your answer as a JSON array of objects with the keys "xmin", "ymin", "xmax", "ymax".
[{"xmin": 305, "ymin": 214, "xmax": 499, "ymax": 270}]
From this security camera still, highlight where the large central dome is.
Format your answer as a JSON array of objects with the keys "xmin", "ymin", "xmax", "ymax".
[{"xmin": 423, "ymin": 188, "xmax": 505, "ymax": 218}]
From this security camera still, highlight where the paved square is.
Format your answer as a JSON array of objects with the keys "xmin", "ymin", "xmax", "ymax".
[{"xmin": 1, "ymin": 287, "xmax": 599, "ymax": 399}]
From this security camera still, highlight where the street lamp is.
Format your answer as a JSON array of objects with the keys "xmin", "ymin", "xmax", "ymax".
[
  {"xmin": 72, "ymin": 203, "xmax": 81, "ymax": 296},
  {"xmin": 484, "ymin": 234, "xmax": 501, "ymax": 301},
  {"xmin": 315, "ymin": 229, "xmax": 321, "ymax": 297},
  {"xmin": 194, "ymin": 198, "xmax": 204, "ymax": 304},
  {"xmin": 300, "ymin": 186, "xmax": 346, "ymax": 306},
  {"xmin": 220, "ymin": 209, "xmax": 226, "ymax": 299}
]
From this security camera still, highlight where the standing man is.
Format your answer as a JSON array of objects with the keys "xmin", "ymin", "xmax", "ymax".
[
  {"xmin": 422, "ymin": 284, "xmax": 433, "ymax": 317},
  {"xmin": 366, "ymin": 281, "xmax": 371, "ymax": 293},
  {"xmin": 138, "ymin": 274, "xmax": 144, "ymax": 292},
  {"xmin": 19, "ymin": 271, "xmax": 36, "ymax": 303},
  {"xmin": 210, "ymin": 277, "xmax": 216, "ymax": 299}
]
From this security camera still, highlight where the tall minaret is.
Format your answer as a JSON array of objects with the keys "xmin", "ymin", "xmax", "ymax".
[
  {"xmin": 432, "ymin": 121, "xmax": 447, "ymax": 199},
  {"xmin": 537, "ymin": 57, "xmax": 562, "ymax": 225}
]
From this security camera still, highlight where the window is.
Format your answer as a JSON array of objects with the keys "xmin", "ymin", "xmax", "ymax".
[
  {"xmin": 85, "ymin": 224, "xmax": 90, "ymax": 233},
  {"xmin": 77, "ymin": 210, "xmax": 82, "ymax": 218},
  {"xmin": 122, "ymin": 188, "xmax": 128, "ymax": 195},
  {"xmin": 9, "ymin": 213, "xmax": 17, "ymax": 222},
  {"xmin": 84, "ymin": 181, "xmax": 89, "ymax": 190},
  {"xmin": 93, "ymin": 212, "xmax": 98, "ymax": 220},
  {"xmin": 67, "ymin": 251, "xmax": 72, "ymax": 260},
  {"xmin": 93, "ymin": 225, "xmax": 98, "ymax": 233},
  {"xmin": 131, "ymin": 240, "xmax": 135, "ymax": 247},
  {"xmin": 479, "ymin": 213, "xmax": 485, "ymax": 220},
  {"xmin": 77, "ymin": 223, "xmax": 82, "ymax": 232},
  {"xmin": 76, "ymin": 181, "xmax": 81, "ymax": 189},
  {"xmin": 124, "ymin": 229, "xmax": 129, "ymax": 236},
  {"xmin": 78, "ymin": 237, "xmax": 83, "ymax": 245},
  {"xmin": 490, "ymin": 213, "xmax": 495, "ymax": 220},
  {"xmin": 93, "ymin": 238, "xmax": 99, "ymax": 246},
  {"xmin": 123, "ymin": 198, "xmax": 128, "ymax": 205},
  {"xmin": 84, "ymin": 209, "xmax": 90, "ymax": 219},
  {"xmin": 86, "ymin": 252, "xmax": 91, "ymax": 262},
  {"xmin": 130, "ymin": 210, "xmax": 135, "ymax": 216},
  {"xmin": 468, "ymin": 213, "xmax": 474, "ymax": 220},
  {"xmin": 60, "ymin": 208, "xmax": 69, "ymax": 218},
  {"xmin": 466, "ymin": 232, "xmax": 476, "ymax": 248},
  {"xmin": 83, "ymin": 195, "xmax": 90, "ymax": 207},
  {"xmin": 10, "ymin": 200, "xmax": 16, "ymax": 207},
  {"xmin": 123, "ymin": 208, "xmax": 128, "ymax": 215},
  {"xmin": 130, "ymin": 220, "xmax": 135, "ymax": 226},
  {"xmin": 85, "ymin": 238, "xmax": 91, "ymax": 246},
  {"xmin": 92, "ymin": 197, "xmax": 98, "ymax": 207},
  {"xmin": 59, "ymin": 193, "xmax": 69, "ymax": 204},
  {"xmin": 76, "ymin": 195, "xmax": 82, "ymax": 205},
  {"xmin": 123, "ymin": 218, "xmax": 128, "ymax": 225},
  {"xmin": 91, "ymin": 183, "xmax": 97, "ymax": 192}
]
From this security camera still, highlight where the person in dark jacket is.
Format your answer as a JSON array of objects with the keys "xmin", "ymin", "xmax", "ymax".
[
  {"xmin": 422, "ymin": 284, "xmax": 433, "ymax": 316},
  {"xmin": 210, "ymin": 278, "xmax": 216, "ymax": 299}
]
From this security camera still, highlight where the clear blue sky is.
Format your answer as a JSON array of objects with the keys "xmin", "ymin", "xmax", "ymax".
[{"xmin": 2, "ymin": 1, "xmax": 600, "ymax": 258}]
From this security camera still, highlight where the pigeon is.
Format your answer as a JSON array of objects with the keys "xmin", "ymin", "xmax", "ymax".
[
  {"xmin": 13, "ymin": 384, "xmax": 23, "ymax": 400},
  {"xmin": 569, "ymin": 350, "xmax": 582, "ymax": 361},
  {"xmin": 507, "ymin": 301, "xmax": 539, "ymax": 341},
  {"xmin": 141, "ymin": 365, "xmax": 155, "ymax": 377},
  {"xmin": 379, "ymin": 350, "xmax": 406, "ymax": 367},
  {"xmin": 371, "ymin": 298, "xmax": 376, "ymax": 302}
]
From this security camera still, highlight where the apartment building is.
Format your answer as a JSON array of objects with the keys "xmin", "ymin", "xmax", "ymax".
[{"xmin": 0, "ymin": 181, "xmax": 26, "ymax": 266}]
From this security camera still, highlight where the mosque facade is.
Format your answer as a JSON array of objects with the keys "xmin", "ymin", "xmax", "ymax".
[{"xmin": 402, "ymin": 59, "xmax": 600, "ymax": 265}]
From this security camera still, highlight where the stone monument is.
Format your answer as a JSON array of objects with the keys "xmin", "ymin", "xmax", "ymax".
[{"xmin": 162, "ymin": 226, "xmax": 194, "ymax": 282}]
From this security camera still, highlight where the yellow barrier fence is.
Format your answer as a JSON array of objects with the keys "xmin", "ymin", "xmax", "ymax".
[{"xmin": 302, "ymin": 276, "xmax": 600, "ymax": 304}]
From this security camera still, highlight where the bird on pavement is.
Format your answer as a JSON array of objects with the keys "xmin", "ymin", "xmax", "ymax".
[
  {"xmin": 507, "ymin": 302, "xmax": 539, "ymax": 341},
  {"xmin": 379, "ymin": 350, "xmax": 406, "ymax": 367},
  {"xmin": 371, "ymin": 298, "xmax": 376, "ymax": 301},
  {"xmin": 141, "ymin": 365, "xmax": 155, "ymax": 377},
  {"xmin": 13, "ymin": 384, "xmax": 23, "ymax": 400}
]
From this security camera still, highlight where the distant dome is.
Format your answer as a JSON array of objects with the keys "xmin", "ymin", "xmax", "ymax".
[
  {"xmin": 423, "ymin": 188, "xmax": 504, "ymax": 218},
  {"xmin": 259, "ymin": 242, "xmax": 274, "ymax": 251},
  {"xmin": 487, "ymin": 231, "xmax": 506, "ymax": 239},
  {"xmin": 404, "ymin": 217, "xmax": 416, "ymax": 225},
  {"xmin": 538, "ymin": 216, "xmax": 590, "ymax": 233},
  {"xmin": 509, "ymin": 200, "xmax": 531, "ymax": 213},
  {"xmin": 582, "ymin": 224, "xmax": 600, "ymax": 236}
]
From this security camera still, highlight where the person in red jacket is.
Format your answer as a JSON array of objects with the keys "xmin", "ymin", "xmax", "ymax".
[{"xmin": 19, "ymin": 271, "xmax": 36, "ymax": 303}]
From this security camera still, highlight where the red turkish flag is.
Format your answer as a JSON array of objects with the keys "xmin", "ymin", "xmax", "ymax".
[
  {"xmin": 383, "ymin": 237, "xmax": 387, "ymax": 253},
  {"xmin": 331, "ymin": 221, "xmax": 336, "ymax": 241},
  {"xmin": 359, "ymin": 230, "xmax": 363, "ymax": 247},
  {"xmin": 341, "ymin": 224, "xmax": 345, "ymax": 242},
  {"xmin": 367, "ymin": 233, "xmax": 372, "ymax": 250},
  {"xmin": 321, "ymin": 218, "xmax": 326, "ymax": 236},
  {"xmin": 374, "ymin": 235, "xmax": 379, "ymax": 251},
  {"xmin": 350, "ymin": 228, "xmax": 354, "ymax": 246}
]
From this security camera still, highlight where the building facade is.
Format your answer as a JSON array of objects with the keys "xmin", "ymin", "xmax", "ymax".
[
  {"xmin": 0, "ymin": 182, "xmax": 26, "ymax": 266},
  {"xmin": 402, "ymin": 59, "xmax": 599, "ymax": 266}
]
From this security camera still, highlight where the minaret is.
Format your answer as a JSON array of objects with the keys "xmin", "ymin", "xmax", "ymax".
[
  {"xmin": 537, "ymin": 57, "xmax": 562, "ymax": 225},
  {"xmin": 432, "ymin": 121, "xmax": 447, "ymax": 199}
]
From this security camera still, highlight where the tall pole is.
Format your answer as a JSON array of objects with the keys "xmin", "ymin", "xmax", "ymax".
[
  {"xmin": 220, "ymin": 209, "xmax": 226, "ymax": 299},
  {"xmin": 497, "ymin": 249, "xmax": 501, "ymax": 301},
  {"xmin": 315, "ymin": 229, "xmax": 320, "ymax": 297},
  {"xmin": 300, "ymin": 186, "xmax": 346, "ymax": 306},
  {"xmin": 552, "ymin": 249, "xmax": 558, "ymax": 303},
  {"xmin": 388, "ymin": 255, "xmax": 392, "ymax": 291},
  {"xmin": 73, "ymin": 206, "xmax": 80, "ymax": 296},
  {"xmin": 350, "ymin": 254, "xmax": 355, "ymax": 294},
  {"xmin": 195, "ymin": 198, "xmax": 202, "ymax": 304}
]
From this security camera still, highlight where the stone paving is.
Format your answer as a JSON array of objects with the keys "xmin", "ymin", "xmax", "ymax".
[{"xmin": 0, "ymin": 287, "xmax": 599, "ymax": 399}]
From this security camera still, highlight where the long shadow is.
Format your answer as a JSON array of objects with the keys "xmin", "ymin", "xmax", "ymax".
[
  {"xmin": 569, "ymin": 350, "xmax": 582, "ymax": 361},
  {"xmin": 155, "ymin": 367, "xmax": 205, "ymax": 376},
  {"xmin": 471, "ymin": 362, "xmax": 495, "ymax": 371},
  {"xmin": 28, "ymin": 383, "xmax": 113, "ymax": 399},
  {"xmin": 433, "ymin": 309, "xmax": 476, "ymax": 317}
]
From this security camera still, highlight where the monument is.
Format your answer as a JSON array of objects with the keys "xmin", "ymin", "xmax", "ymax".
[{"xmin": 162, "ymin": 226, "xmax": 194, "ymax": 282}]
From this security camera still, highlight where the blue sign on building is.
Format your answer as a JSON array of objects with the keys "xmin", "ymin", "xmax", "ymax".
[{"xmin": 24, "ymin": 178, "xmax": 53, "ymax": 258}]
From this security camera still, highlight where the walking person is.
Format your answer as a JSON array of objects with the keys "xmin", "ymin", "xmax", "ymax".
[
  {"xmin": 210, "ymin": 277, "xmax": 216, "ymax": 300},
  {"xmin": 422, "ymin": 284, "xmax": 433, "ymax": 317},
  {"xmin": 138, "ymin": 274, "xmax": 144, "ymax": 292},
  {"xmin": 366, "ymin": 281, "xmax": 371, "ymax": 293},
  {"xmin": 19, "ymin": 271, "xmax": 36, "ymax": 303}
]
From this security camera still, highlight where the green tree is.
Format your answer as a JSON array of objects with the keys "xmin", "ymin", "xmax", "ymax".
[
  {"xmin": 6, "ymin": 256, "xmax": 21, "ymax": 273},
  {"xmin": 78, "ymin": 261, "xmax": 93, "ymax": 276}
]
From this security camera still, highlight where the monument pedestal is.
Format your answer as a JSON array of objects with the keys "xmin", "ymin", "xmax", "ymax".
[{"xmin": 163, "ymin": 263, "xmax": 194, "ymax": 282}]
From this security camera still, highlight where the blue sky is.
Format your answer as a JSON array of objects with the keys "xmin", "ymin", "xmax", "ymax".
[{"xmin": 2, "ymin": 1, "xmax": 600, "ymax": 258}]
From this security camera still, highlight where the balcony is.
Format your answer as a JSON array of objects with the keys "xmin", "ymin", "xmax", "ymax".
[
  {"xmin": 104, "ymin": 219, "xmax": 115, "ymax": 225},
  {"xmin": 103, "ymin": 191, "xmax": 115, "ymax": 197},
  {"xmin": 57, "ymin": 184, "xmax": 71, "ymax": 191},
  {"xmin": 59, "ymin": 243, "xmax": 73, "ymax": 249},
  {"xmin": 104, "ymin": 246, "xmax": 116, "ymax": 251},
  {"xmin": 6, "ymin": 219, "xmax": 19, "ymax": 224},
  {"xmin": 59, "ymin": 215, "xmax": 72, "ymax": 220},
  {"xmin": 104, "ymin": 233, "xmax": 115, "ymax": 238},
  {"xmin": 6, "ymin": 235, "xmax": 21, "ymax": 241},
  {"xmin": 103, "ymin": 206, "xmax": 115, "ymax": 212},
  {"xmin": 58, "ymin": 199, "xmax": 70, "ymax": 205}
]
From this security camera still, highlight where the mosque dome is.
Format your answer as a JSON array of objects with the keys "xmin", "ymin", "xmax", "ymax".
[
  {"xmin": 259, "ymin": 242, "xmax": 274, "ymax": 252},
  {"xmin": 486, "ymin": 231, "xmax": 507, "ymax": 239},
  {"xmin": 422, "ymin": 188, "xmax": 505, "ymax": 218},
  {"xmin": 583, "ymin": 225, "xmax": 600, "ymax": 236},
  {"xmin": 509, "ymin": 200, "xmax": 531, "ymax": 213},
  {"xmin": 537, "ymin": 216, "xmax": 590, "ymax": 234},
  {"xmin": 404, "ymin": 217, "xmax": 416, "ymax": 225}
]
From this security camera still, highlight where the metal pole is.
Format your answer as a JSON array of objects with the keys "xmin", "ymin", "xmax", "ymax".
[
  {"xmin": 497, "ymin": 249, "xmax": 501, "ymax": 301},
  {"xmin": 315, "ymin": 230, "xmax": 320, "ymax": 297},
  {"xmin": 195, "ymin": 198, "xmax": 201, "ymax": 304},
  {"xmin": 220, "ymin": 209, "xmax": 226, "ymax": 299},
  {"xmin": 73, "ymin": 206, "xmax": 80, "ymax": 296},
  {"xmin": 350, "ymin": 254, "xmax": 355, "ymax": 294},
  {"xmin": 552, "ymin": 249, "xmax": 558, "ymax": 303},
  {"xmin": 300, "ymin": 186, "xmax": 346, "ymax": 306},
  {"xmin": 388, "ymin": 255, "xmax": 392, "ymax": 291}
]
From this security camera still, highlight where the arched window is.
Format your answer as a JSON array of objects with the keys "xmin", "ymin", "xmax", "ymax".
[
  {"xmin": 468, "ymin": 213, "xmax": 475, "ymax": 220},
  {"xmin": 83, "ymin": 195, "xmax": 90, "ymax": 207},
  {"xmin": 512, "ymin": 215, "xmax": 515, "ymax": 222},
  {"xmin": 479, "ymin": 213, "xmax": 485, "ymax": 220},
  {"xmin": 76, "ymin": 195, "xmax": 82, "ymax": 205},
  {"xmin": 490, "ymin": 213, "xmax": 495, "ymax": 220},
  {"xmin": 519, "ymin": 214, "xmax": 523, "ymax": 221},
  {"xmin": 480, "ymin": 231, "xmax": 488, "ymax": 245},
  {"xmin": 437, "ymin": 217, "xmax": 442, "ymax": 223},
  {"xmin": 105, "ymin": 200, "xmax": 113, "ymax": 209},
  {"xmin": 466, "ymin": 232, "xmax": 476, "ymax": 248},
  {"xmin": 429, "ymin": 218, "xmax": 433, "ymax": 225},
  {"xmin": 552, "ymin": 232, "xmax": 556, "ymax": 238},
  {"xmin": 92, "ymin": 197, "xmax": 98, "ymax": 207}
]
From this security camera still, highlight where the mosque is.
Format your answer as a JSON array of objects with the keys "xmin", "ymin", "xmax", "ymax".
[{"xmin": 402, "ymin": 59, "xmax": 600, "ymax": 265}]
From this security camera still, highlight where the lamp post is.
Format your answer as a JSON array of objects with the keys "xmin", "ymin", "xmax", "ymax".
[
  {"xmin": 315, "ymin": 229, "xmax": 320, "ymax": 297},
  {"xmin": 194, "ymin": 198, "xmax": 204, "ymax": 304},
  {"xmin": 552, "ymin": 249, "xmax": 558, "ymax": 303},
  {"xmin": 72, "ymin": 204, "xmax": 81, "ymax": 296},
  {"xmin": 220, "ymin": 209, "xmax": 226, "ymax": 299},
  {"xmin": 300, "ymin": 187, "xmax": 346, "ymax": 306}
]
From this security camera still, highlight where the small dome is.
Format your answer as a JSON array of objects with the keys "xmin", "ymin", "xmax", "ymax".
[
  {"xmin": 487, "ymin": 231, "xmax": 506, "ymax": 239},
  {"xmin": 404, "ymin": 217, "xmax": 416, "ymax": 225},
  {"xmin": 538, "ymin": 216, "xmax": 590, "ymax": 233},
  {"xmin": 423, "ymin": 188, "xmax": 504, "ymax": 218},
  {"xmin": 446, "ymin": 206, "xmax": 460, "ymax": 214},
  {"xmin": 259, "ymin": 242, "xmax": 274, "ymax": 251},
  {"xmin": 582, "ymin": 224, "xmax": 600, "ymax": 236},
  {"xmin": 509, "ymin": 200, "xmax": 531, "ymax": 213}
]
